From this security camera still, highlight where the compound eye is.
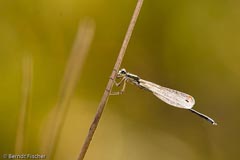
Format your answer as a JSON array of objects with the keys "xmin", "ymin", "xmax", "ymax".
[{"xmin": 119, "ymin": 68, "xmax": 126, "ymax": 74}]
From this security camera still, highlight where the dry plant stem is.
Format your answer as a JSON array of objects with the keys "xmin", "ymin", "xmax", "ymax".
[
  {"xmin": 15, "ymin": 56, "xmax": 33, "ymax": 155},
  {"xmin": 77, "ymin": 0, "xmax": 144, "ymax": 160},
  {"xmin": 45, "ymin": 20, "xmax": 95, "ymax": 160}
]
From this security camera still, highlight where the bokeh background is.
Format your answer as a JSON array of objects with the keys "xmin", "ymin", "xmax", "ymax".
[{"xmin": 1, "ymin": 0, "xmax": 240, "ymax": 160}]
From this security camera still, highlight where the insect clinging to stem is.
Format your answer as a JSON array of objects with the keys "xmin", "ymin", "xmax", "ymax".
[{"xmin": 111, "ymin": 68, "xmax": 217, "ymax": 125}]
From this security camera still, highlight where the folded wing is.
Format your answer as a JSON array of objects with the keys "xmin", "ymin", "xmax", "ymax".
[{"xmin": 139, "ymin": 79, "xmax": 195, "ymax": 109}]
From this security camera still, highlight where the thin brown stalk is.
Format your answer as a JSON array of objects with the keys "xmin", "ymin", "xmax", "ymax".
[
  {"xmin": 15, "ymin": 56, "xmax": 33, "ymax": 155},
  {"xmin": 77, "ymin": 0, "xmax": 144, "ymax": 159},
  {"xmin": 44, "ymin": 19, "xmax": 95, "ymax": 159}
]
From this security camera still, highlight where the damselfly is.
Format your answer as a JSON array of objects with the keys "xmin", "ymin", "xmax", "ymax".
[{"xmin": 111, "ymin": 68, "xmax": 217, "ymax": 125}]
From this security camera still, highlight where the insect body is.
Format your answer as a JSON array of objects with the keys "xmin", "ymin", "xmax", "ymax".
[{"xmin": 112, "ymin": 68, "xmax": 217, "ymax": 125}]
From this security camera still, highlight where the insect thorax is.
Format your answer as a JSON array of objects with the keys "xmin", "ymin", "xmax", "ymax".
[{"xmin": 126, "ymin": 73, "xmax": 140, "ymax": 84}]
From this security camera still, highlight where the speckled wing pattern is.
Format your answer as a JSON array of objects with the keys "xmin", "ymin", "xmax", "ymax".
[{"xmin": 139, "ymin": 79, "xmax": 195, "ymax": 109}]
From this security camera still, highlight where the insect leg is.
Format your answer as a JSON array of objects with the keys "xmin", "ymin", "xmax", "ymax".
[
  {"xmin": 110, "ymin": 78, "xmax": 127, "ymax": 95},
  {"xmin": 114, "ymin": 77, "xmax": 126, "ymax": 87}
]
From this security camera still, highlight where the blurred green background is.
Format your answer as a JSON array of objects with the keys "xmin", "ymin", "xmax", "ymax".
[{"xmin": 1, "ymin": 0, "xmax": 240, "ymax": 160}]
